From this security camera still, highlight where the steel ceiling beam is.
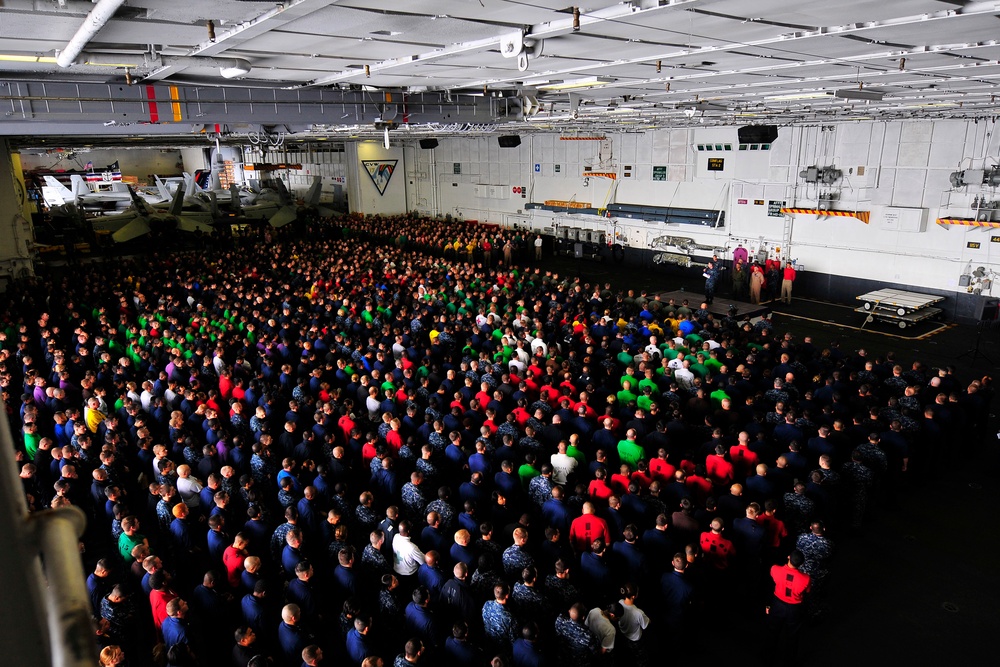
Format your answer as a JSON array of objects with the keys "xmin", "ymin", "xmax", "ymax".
[
  {"xmin": 142, "ymin": 0, "xmax": 343, "ymax": 83},
  {"xmin": 296, "ymin": 0, "xmax": 697, "ymax": 88},
  {"xmin": 0, "ymin": 81, "xmax": 494, "ymax": 129},
  {"xmin": 458, "ymin": 4, "xmax": 1000, "ymax": 92}
]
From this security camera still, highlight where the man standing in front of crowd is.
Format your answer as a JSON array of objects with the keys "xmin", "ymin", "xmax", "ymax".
[{"xmin": 781, "ymin": 261, "xmax": 797, "ymax": 305}]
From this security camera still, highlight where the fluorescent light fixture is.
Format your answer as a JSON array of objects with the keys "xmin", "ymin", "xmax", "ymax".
[
  {"xmin": 766, "ymin": 92, "xmax": 830, "ymax": 101},
  {"xmin": 81, "ymin": 56, "xmax": 140, "ymax": 68},
  {"xmin": 834, "ymin": 89, "xmax": 884, "ymax": 101},
  {"xmin": 539, "ymin": 76, "xmax": 616, "ymax": 91},
  {"xmin": 0, "ymin": 54, "xmax": 57, "ymax": 63},
  {"xmin": 220, "ymin": 63, "xmax": 252, "ymax": 79}
]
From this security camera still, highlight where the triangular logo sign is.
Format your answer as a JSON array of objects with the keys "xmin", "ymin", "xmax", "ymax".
[{"xmin": 362, "ymin": 160, "xmax": 398, "ymax": 196}]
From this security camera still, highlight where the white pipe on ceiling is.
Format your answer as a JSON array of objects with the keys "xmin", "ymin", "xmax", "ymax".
[
  {"xmin": 78, "ymin": 52, "xmax": 253, "ymax": 78},
  {"xmin": 55, "ymin": 0, "xmax": 127, "ymax": 68}
]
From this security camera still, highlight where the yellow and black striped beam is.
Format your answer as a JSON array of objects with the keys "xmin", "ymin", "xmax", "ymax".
[
  {"xmin": 936, "ymin": 218, "xmax": 1000, "ymax": 228},
  {"xmin": 779, "ymin": 208, "xmax": 870, "ymax": 224}
]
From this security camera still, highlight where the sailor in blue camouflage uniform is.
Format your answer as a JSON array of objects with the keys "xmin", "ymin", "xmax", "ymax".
[
  {"xmin": 400, "ymin": 471, "xmax": 428, "ymax": 521},
  {"xmin": 496, "ymin": 416, "xmax": 519, "ymax": 443},
  {"xmin": 427, "ymin": 423, "xmax": 447, "ymax": 455},
  {"xmin": 782, "ymin": 482, "xmax": 815, "ymax": 536},
  {"xmin": 856, "ymin": 434, "xmax": 889, "ymax": 479},
  {"xmin": 519, "ymin": 427, "xmax": 544, "ymax": 460},
  {"xmin": 764, "ymin": 380, "xmax": 790, "ymax": 408},
  {"xmin": 355, "ymin": 493, "xmax": 380, "ymax": 534},
  {"xmin": 415, "ymin": 446, "xmax": 440, "ymax": 489},
  {"xmin": 361, "ymin": 530, "xmax": 391, "ymax": 577},
  {"xmin": 482, "ymin": 583, "xmax": 517, "ymax": 654},
  {"xmin": 528, "ymin": 465, "xmax": 555, "ymax": 508},
  {"xmin": 476, "ymin": 527, "xmax": 503, "ymax": 569},
  {"xmin": 502, "ymin": 527, "xmax": 535, "ymax": 579},
  {"xmin": 752, "ymin": 314, "xmax": 773, "ymax": 337},
  {"xmin": 511, "ymin": 566, "xmax": 547, "ymax": 627},
  {"xmin": 424, "ymin": 490, "xmax": 457, "ymax": 531},
  {"xmin": 841, "ymin": 451, "xmax": 874, "ymax": 527},
  {"xmin": 554, "ymin": 603, "xmax": 599, "ymax": 667},
  {"xmin": 378, "ymin": 574, "xmax": 403, "ymax": 629},
  {"xmin": 795, "ymin": 521, "xmax": 834, "ymax": 590},
  {"xmin": 883, "ymin": 366, "xmax": 908, "ymax": 396},
  {"xmin": 393, "ymin": 638, "xmax": 423, "ymax": 667},
  {"xmin": 270, "ymin": 507, "xmax": 298, "ymax": 564}
]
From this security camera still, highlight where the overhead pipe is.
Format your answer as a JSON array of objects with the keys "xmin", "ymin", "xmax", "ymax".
[
  {"xmin": 55, "ymin": 0, "xmax": 127, "ymax": 68},
  {"xmin": 78, "ymin": 52, "xmax": 253, "ymax": 78}
]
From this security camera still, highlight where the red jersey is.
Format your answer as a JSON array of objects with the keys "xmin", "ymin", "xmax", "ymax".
[
  {"xmin": 475, "ymin": 391, "xmax": 492, "ymax": 410},
  {"xmin": 771, "ymin": 564, "xmax": 810, "ymax": 603},
  {"xmin": 729, "ymin": 445, "xmax": 759, "ymax": 478},
  {"xmin": 649, "ymin": 458, "xmax": 676, "ymax": 482},
  {"xmin": 219, "ymin": 374, "xmax": 233, "ymax": 400},
  {"xmin": 338, "ymin": 415, "xmax": 356, "ymax": 442},
  {"xmin": 700, "ymin": 531, "xmax": 735, "ymax": 570},
  {"xmin": 588, "ymin": 479, "xmax": 614, "ymax": 503},
  {"xmin": 685, "ymin": 475, "xmax": 712, "ymax": 503},
  {"xmin": 756, "ymin": 513, "xmax": 789, "ymax": 549},
  {"xmin": 150, "ymin": 588, "xmax": 178, "ymax": 630},
  {"xmin": 385, "ymin": 429, "xmax": 403, "ymax": 455},
  {"xmin": 610, "ymin": 473, "xmax": 631, "ymax": 494},
  {"xmin": 569, "ymin": 514, "xmax": 611, "ymax": 552},
  {"xmin": 630, "ymin": 470, "xmax": 653, "ymax": 490},
  {"xmin": 705, "ymin": 454, "xmax": 734, "ymax": 486},
  {"xmin": 223, "ymin": 545, "xmax": 246, "ymax": 588}
]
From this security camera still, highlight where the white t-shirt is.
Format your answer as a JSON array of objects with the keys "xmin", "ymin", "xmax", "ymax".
[
  {"xmin": 585, "ymin": 608, "xmax": 616, "ymax": 651},
  {"xmin": 550, "ymin": 453, "xmax": 578, "ymax": 485},
  {"xmin": 617, "ymin": 601, "xmax": 649, "ymax": 641},
  {"xmin": 674, "ymin": 367, "xmax": 695, "ymax": 391},
  {"xmin": 392, "ymin": 534, "xmax": 424, "ymax": 576},
  {"xmin": 176, "ymin": 475, "xmax": 203, "ymax": 507}
]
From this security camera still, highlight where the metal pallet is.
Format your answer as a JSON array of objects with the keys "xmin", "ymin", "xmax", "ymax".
[
  {"xmin": 857, "ymin": 289, "xmax": 944, "ymax": 316},
  {"xmin": 855, "ymin": 305, "xmax": 943, "ymax": 329}
]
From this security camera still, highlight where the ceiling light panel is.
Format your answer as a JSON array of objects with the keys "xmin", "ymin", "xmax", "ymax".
[
  {"xmin": 0, "ymin": 12, "xmax": 78, "ymax": 40},
  {"xmin": 279, "ymin": 9, "xmax": 500, "ymax": 43},
  {"xmin": 94, "ymin": 21, "xmax": 209, "ymax": 48}
]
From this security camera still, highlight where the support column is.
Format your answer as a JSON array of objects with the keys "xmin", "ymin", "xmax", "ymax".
[{"xmin": 0, "ymin": 138, "xmax": 35, "ymax": 289}]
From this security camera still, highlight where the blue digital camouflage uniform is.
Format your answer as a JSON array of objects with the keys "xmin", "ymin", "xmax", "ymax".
[
  {"xmin": 795, "ymin": 532, "xmax": 834, "ymax": 588},
  {"xmin": 544, "ymin": 575, "xmax": 581, "ymax": 611},
  {"xmin": 782, "ymin": 491, "xmax": 815, "ymax": 536},
  {"xmin": 502, "ymin": 545, "xmax": 534, "ymax": 580},
  {"xmin": 512, "ymin": 581, "xmax": 547, "ymax": 624},
  {"xmin": 841, "ymin": 460, "xmax": 874, "ymax": 527},
  {"xmin": 361, "ymin": 544, "xmax": 390, "ymax": 576},
  {"xmin": 355, "ymin": 504, "xmax": 379, "ymax": 533},
  {"xmin": 270, "ymin": 521, "xmax": 295, "ymax": 564},
  {"xmin": 482, "ymin": 599, "xmax": 517, "ymax": 646},
  {"xmin": 554, "ymin": 614, "xmax": 598, "ymax": 665},
  {"xmin": 528, "ymin": 475, "xmax": 554, "ymax": 507},
  {"xmin": 424, "ymin": 499, "xmax": 456, "ymax": 530},
  {"xmin": 401, "ymin": 482, "xmax": 427, "ymax": 520}
]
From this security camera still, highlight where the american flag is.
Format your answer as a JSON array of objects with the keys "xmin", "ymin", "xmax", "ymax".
[{"xmin": 85, "ymin": 161, "xmax": 93, "ymax": 170}]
